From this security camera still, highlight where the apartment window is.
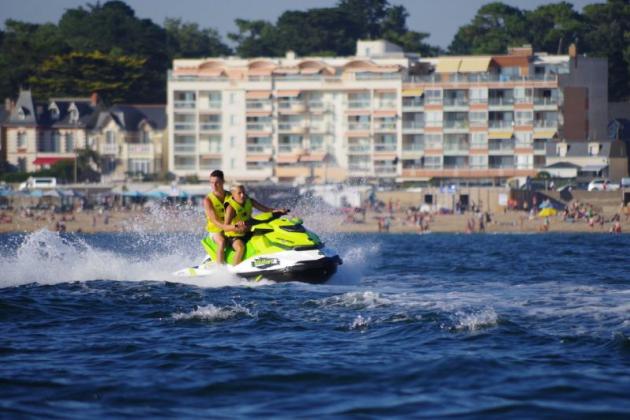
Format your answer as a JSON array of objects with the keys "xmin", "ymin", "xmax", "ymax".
[
  {"xmin": 471, "ymin": 132, "xmax": 487, "ymax": 148},
  {"xmin": 425, "ymin": 89, "xmax": 442, "ymax": 104},
  {"xmin": 424, "ymin": 156, "xmax": 442, "ymax": 169},
  {"xmin": 588, "ymin": 143, "xmax": 601, "ymax": 156},
  {"xmin": 106, "ymin": 130, "xmax": 115, "ymax": 144},
  {"xmin": 469, "ymin": 111, "xmax": 487, "ymax": 124},
  {"xmin": 230, "ymin": 136, "xmax": 235, "ymax": 148},
  {"xmin": 515, "ymin": 111, "xmax": 533, "ymax": 126},
  {"xmin": 65, "ymin": 132, "xmax": 74, "ymax": 152},
  {"xmin": 230, "ymin": 115, "xmax": 237, "ymax": 126},
  {"xmin": 514, "ymin": 132, "xmax": 533, "ymax": 147},
  {"xmin": 310, "ymin": 135, "xmax": 324, "ymax": 151},
  {"xmin": 18, "ymin": 157, "xmax": 27, "ymax": 172},
  {"xmin": 140, "ymin": 130, "xmax": 150, "ymax": 143},
  {"xmin": 50, "ymin": 106, "xmax": 60, "ymax": 120},
  {"xmin": 130, "ymin": 159, "xmax": 151, "ymax": 174},
  {"xmin": 470, "ymin": 88, "xmax": 488, "ymax": 104},
  {"xmin": 69, "ymin": 110, "xmax": 79, "ymax": 124},
  {"xmin": 17, "ymin": 132, "xmax": 27, "ymax": 149},
  {"xmin": 425, "ymin": 111, "xmax": 443, "ymax": 127},
  {"xmin": 51, "ymin": 131, "xmax": 61, "ymax": 152},
  {"xmin": 230, "ymin": 158, "xmax": 235, "ymax": 169},
  {"xmin": 229, "ymin": 92, "xmax": 236, "ymax": 104},
  {"xmin": 516, "ymin": 155, "xmax": 533, "ymax": 169},
  {"xmin": 425, "ymin": 134, "xmax": 442, "ymax": 149},
  {"xmin": 470, "ymin": 155, "xmax": 488, "ymax": 169}
]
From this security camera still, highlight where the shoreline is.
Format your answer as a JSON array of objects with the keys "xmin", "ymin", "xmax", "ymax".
[{"xmin": 1, "ymin": 208, "xmax": 627, "ymax": 235}]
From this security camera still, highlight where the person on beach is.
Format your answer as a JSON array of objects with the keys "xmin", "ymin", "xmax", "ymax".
[
  {"xmin": 202, "ymin": 170, "xmax": 245, "ymax": 265},
  {"xmin": 224, "ymin": 184, "xmax": 287, "ymax": 265}
]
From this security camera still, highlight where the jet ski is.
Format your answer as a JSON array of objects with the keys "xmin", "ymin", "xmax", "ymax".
[{"xmin": 173, "ymin": 211, "xmax": 342, "ymax": 284}]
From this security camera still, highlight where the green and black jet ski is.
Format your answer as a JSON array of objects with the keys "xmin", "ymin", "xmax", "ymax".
[{"xmin": 174, "ymin": 211, "xmax": 342, "ymax": 284}]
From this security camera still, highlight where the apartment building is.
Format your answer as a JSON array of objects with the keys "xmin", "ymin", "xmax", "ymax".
[
  {"xmin": 168, "ymin": 40, "xmax": 608, "ymax": 184},
  {"xmin": 3, "ymin": 90, "xmax": 167, "ymax": 180}
]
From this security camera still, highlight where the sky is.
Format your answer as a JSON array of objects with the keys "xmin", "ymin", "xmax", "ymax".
[{"xmin": 2, "ymin": 0, "xmax": 602, "ymax": 49}]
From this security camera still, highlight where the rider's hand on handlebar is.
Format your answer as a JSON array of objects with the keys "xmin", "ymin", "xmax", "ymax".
[{"xmin": 273, "ymin": 208, "xmax": 289, "ymax": 215}]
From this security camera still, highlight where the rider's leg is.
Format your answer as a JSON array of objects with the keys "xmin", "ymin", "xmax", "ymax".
[
  {"xmin": 232, "ymin": 238, "xmax": 245, "ymax": 265},
  {"xmin": 213, "ymin": 232, "xmax": 226, "ymax": 264}
]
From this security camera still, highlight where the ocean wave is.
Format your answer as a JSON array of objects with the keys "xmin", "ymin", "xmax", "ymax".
[
  {"xmin": 451, "ymin": 307, "xmax": 499, "ymax": 331},
  {"xmin": 313, "ymin": 291, "xmax": 391, "ymax": 309},
  {"xmin": 171, "ymin": 303, "xmax": 253, "ymax": 322}
]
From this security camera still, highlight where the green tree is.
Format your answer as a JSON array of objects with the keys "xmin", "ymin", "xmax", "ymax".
[
  {"xmin": 27, "ymin": 51, "xmax": 153, "ymax": 104},
  {"xmin": 229, "ymin": 19, "xmax": 282, "ymax": 57},
  {"xmin": 449, "ymin": 2, "xmax": 529, "ymax": 54},
  {"xmin": 337, "ymin": 0, "xmax": 389, "ymax": 39},
  {"xmin": 0, "ymin": 20, "xmax": 68, "ymax": 101},
  {"xmin": 582, "ymin": 0, "xmax": 630, "ymax": 100},
  {"xmin": 525, "ymin": 2, "xmax": 585, "ymax": 53},
  {"xmin": 164, "ymin": 18, "xmax": 232, "ymax": 58}
]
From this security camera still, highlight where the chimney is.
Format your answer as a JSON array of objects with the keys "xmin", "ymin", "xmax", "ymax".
[
  {"xmin": 286, "ymin": 50, "xmax": 296, "ymax": 60},
  {"xmin": 90, "ymin": 91, "xmax": 99, "ymax": 106},
  {"xmin": 568, "ymin": 43, "xmax": 578, "ymax": 68}
]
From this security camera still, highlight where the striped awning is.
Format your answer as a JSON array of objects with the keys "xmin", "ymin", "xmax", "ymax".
[
  {"xmin": 488, "ymin": 131, "xmax": 514, "ymax": 139},
  {"xmin": 300, "ymin": 153, "xmax": 327, "ymax": 162},
  {"xmin": 459, "ymin": 57, "xmax": 492, "ymax": 73},
  {"xmin": 277, "ymin": 90, "xmax": 301, "ymax": 97},
  {"xmin": 533, "ymin": 130, "xmax": 557, "ymax": 139},
  {"xmin": 402, "ymin": 88, "xmax": 424, "ymax": 97},
  {"xmin": 276, "ymin": 154, "xmax": 301, "ymax": 163},
  {"xmin": 435, "ymin": 58, "xmax": 461, "ymax": 73},
  {"xmin": 246, "ymin": 91, "xmax": 272, "ymax": 99}
]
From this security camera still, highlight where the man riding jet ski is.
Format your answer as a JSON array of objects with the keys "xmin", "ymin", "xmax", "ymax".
[{"xmin": 174, "ymin": 184, "xmax": 342, "ymax": 284}]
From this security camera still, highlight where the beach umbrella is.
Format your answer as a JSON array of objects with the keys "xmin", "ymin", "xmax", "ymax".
[
  {"xmin": 43, "ymin": 189, "xmax": 62, "ymax": 198},
  {"xmin": 539, "ymin": 199, "xmax": 553, "ymax": 209},
  {"xmin": 145, "ymin": 190, "xmax": 168, "ymax": 199},
  {"xmin": 122, "ymin": 190, "xmax": 144, "ymax": 198},
  {"xmin": 538, "ymin": 208, "xmax": 557, "ymax": 217}
]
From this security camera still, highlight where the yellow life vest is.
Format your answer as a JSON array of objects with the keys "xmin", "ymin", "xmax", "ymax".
[
  {"xmin": 224, "ymin": 196, "xmax": 253, "ymax": 238},
  {"xmin": 206, "ymin": 191, "xmax": 231, "ymax": 233}
]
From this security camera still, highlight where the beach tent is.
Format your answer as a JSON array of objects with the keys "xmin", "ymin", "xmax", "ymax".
[
  {"xmin": 538, "ymin": 208, "xmax": 557, "ymax": 217},
  {"xmin": 122, "ymin": 190, "xmax": 145, "ymax": 198},
  {"xmin": 145, "ymin": 190, "xmax": 169, "ymax": 199}
]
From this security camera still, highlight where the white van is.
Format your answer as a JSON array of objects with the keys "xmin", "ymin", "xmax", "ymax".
[{"xmin": 18, "ymin": 177, "xmax": 57, "ymax": 190}]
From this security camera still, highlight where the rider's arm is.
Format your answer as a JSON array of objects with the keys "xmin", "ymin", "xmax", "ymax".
[
  {"xmin": 223, "ymin": 205, "xmax": 240, "ymax": 233},
  {"xmin": 251, "ymin": 198, "xmax": 287, "ymax": 214},
  {"xmin": 204, "ymin": 197, "xmax": 229, "ymax": 230}
]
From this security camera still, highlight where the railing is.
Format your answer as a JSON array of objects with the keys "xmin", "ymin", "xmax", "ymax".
[
  {"xmin": 443, "ymin": 120, "xmax": 469, "ymax": 129},
  {"xmin": 488, "ymin": 97, "xmax": 515, "ymax": 106},
  {"xmin": 533, "ymin": 141, "xmax": 547, "ymax": 151},
  {"xmin": 278, "ymin": 145, "xmax": 302, "ymax": 153},
  {"xmin": 374, "ymin": 144, "xmax": 397, "ymax": 152},
  {"xmin": 347, "ymin": 101, "xmax": 370, "ymax": 109},
  {"xmin": 349, "ymin": 164, "xmax": 372, "ymax": 172},
  {"xmin": 470, "ymin": 98, "xmax": 488, "ymax": 104},
  {"xmin": 206, "ymin": 101, "xmax": 222, "ymax": 109},
  {"xmin": 425, "ymin": 97, "xmax": 442, "ymax": 105},
  {"xmin": 374, "ymin": 123, "xmax": 397, "ymax": 131},
  {"xmin": 488, "ymin": 121, "xmax": 513, "ymax": 129},
  {"xmin": 443, "ymin": 143, "xmax": 470, "ymax": 152},
  {"xmin": 246, "ymin": 101, "xmax": 272, "ymax": 110},
  {"xmin": 373, "ymin": 165, "xmax": 397, "ymax": 174},
  {"xmin": 200, "ymin": 123, "xmax": 221, "ymax": 131},
  {"xmin": 402, "ymin": 144, "xmax": 424, "ymax": 151},
  {"xmin": 376, "ymin": 101, "xmax": 397, "ymax": 109},
  {"xmin": 470, "ymin": 142, "xmax": 488, "ymax": 149},
  {"xmin": 469, "ymin": 120, "xmax": 487, "ymax": 128},
  {"xmin": 425, "ymin": 121, "xmax": 443, "ymax": 127},
  {"xmin": 347, "ymin": 122, "xmax": 371, "ymax": 131},
  {"xmin": 404, "ymin": 73, "xmax": 558, "ymax": 83},
  {"xmin": 126, "ymin": 144, "xmax": 153, "ymax": 154},
  {"xmin": 443, "ymin": 98, "xmax": 469, "ymax": 106},
  {"xmin": 488, "ymin": 164, "xmax": 516, "ymax": 169},
  {"xmin": 246, "ymin": 145, "xmax": 272, "ymax": 154},
  {"xmin": 278, "ymin": 123, "xmax": 306, "ymax": 132},
  {"xmin": 174, "ymin": 123, "xmax": 196, "ymax": 131},
  {"xmin": 174, "ymin": 101, "xmax": 196, "ymax": 109},
  {"xmin": 514, "ymin": 97, "xmax": 533, "ymax": 104},
  {"xmin": 348, "ymin": 145, "xmax": 371, "ymax": 153},
  {"xmin": 534, "ymin": 120, "xmax": 558, "ymax": 128},
  {"xmin": 514, "ymin": 120, "xmax": 533, "ymax": 126},
  {"xmin": 100, "ymin": 144, "xmax": 118, "ymax": 155},
  {"xmin": 174, "ymin": 145, "xmax": 196, "ymax": 153},
  {"xmin": 534, "ymin": 97, "xmax": 559, "ymax": 106},
  {"xmin": 403, "ymin": 98, "xmax": 424, "ymax": 108},
  {"xmin": 247, "ymin": 123, "xmax": 272, "ymax": 131},
  {"xmin": 403, "ymin": 121, "xmax": 425, "ymax": 130},
  {"xmin": 488, "ymin": 142, "xmax": 515, "ymax": 151}
]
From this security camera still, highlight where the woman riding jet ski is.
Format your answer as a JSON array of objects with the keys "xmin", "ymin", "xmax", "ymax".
[{"xmin": 174, "ymin": 185, "xmax": 342, "ymax": 284}]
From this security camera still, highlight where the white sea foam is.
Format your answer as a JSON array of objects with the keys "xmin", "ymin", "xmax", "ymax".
[
  {"xmin": 171, "ymin": 303, "xmax": 253, "ymax": 321},
  {"xmin": 316, "ymin": 291, "xmax": 391, "ymax": 309},
  {"xmin": 0, "ymin": 229, "xmax": 249, "ymax": 289},
  {"xmin": 349, "ymin": 314, "xmax": 371, "ymax": 330},
  {"xmin": 452, "ymin": 307, "xmax": 499, "ymax": 331}
]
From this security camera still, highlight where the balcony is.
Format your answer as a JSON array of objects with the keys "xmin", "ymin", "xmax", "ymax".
[
  {"xmin": 347, "ymin": 122, "xmax": 371, "ymax": 131},
  {"xmin": 403, "ymin": 121, "xmax": 425, "ymax": 130},
  {"xmin": 533, "ymin": 97, "xmax": 559, "ymax": 106},
  {"xmin": 347, "ymin": 101, "xmax": 371, "ymax": 109},
  {"xmin": 125, "ymin": 143, "xmax": 154, "ymax": 156},
  {"xmin": 534, "ymin": 120, "xmax": 558, "ymax": 129},
  {"xmin": 174, "ymin": 123, "xmax": 196, "ymax": 131},
  {"xmin": 278, "ymin": 145, "xmax": 303, "ymax": 154},
  {"xmin": 373, "ymin": 164, "xmax": 397, "ymax": 175},
  {"xmin": 278, "ymin": 123, "xmax": 307, "ymax": 133},
  {"xmin": 443, "ymin": 143, "xmax": 470, "ymax": 154},
  {"xmin": 488, "ymin": 97, "xmax": 515, "ymax": 106},
  {"xmin": 174, "ymin": 101, "xmax": 196, "ymax": 109},
  {"xmin": 403, "ymin": 98, "xmax": 424, "ymax": 109},
  {"xmin": 246, "ymin": 145, "xmax": 273, "ymax": 154},
  {"xmin": 374, "ymin": 143, "xmax": 397, "ymax": 152},
  {"xmin": 247, "ymin": 123, "xmax": 272, "ymax": 132},
  {"xmin": 376, "ymin": 101, "xmax": 397, "ymax": 109},
  {"xmin": 246, "ymin": 101, "xmax": 272, "ymax": 111},
  {"xmin": 488, "ymin": 120, "xmax": 513, "ymax": 130},
  {"xmin": 348, "ymin": 145, "xmax": 371, "ymax": 154},
  {"xmin": 174, "ymin": 144, "xmax": 196, "ymax": 153},
  {"xmin": 443, "ymin": 120, "xmax": 469, "ymax": 129},
  {"xmin": 374, "ymin": 122, "xmax": 397, "ymax": 131},
  {"xmin": 402, "ymin": 143, "xmax": 424, "ymax": 152},
  {"xmin": 100, "ymin": 144, "xmax": 118, "ymax": 155},
  {"xmin": 488, "ymin": 141, "xmax": 515, "ymax": 152},
  {"xmin": 278, "ymin": 102, "xmax": 306, "ymax": 113},
  {"xmin": 199, "ymin": 123, "xmax": 221, "ymax": 132},
  {"xmin": 443, "ymin": 97, "xmax": 469, "ymax": 107},
  {"xmin": 349, "ymin": 164, "xmax": 372, "ymax": 173}
]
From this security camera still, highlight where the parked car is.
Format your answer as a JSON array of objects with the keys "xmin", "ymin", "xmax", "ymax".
[
  {"xmin": 621, "ymin": 177, "xmax": 630, "ymax": 189},
  {"xmin": 587, "ymin": 178, "xmax": 620, "ymax": 191},
  {"xmin": 18, "ymin": 177, "xmax": 57, "ymax": 191}
]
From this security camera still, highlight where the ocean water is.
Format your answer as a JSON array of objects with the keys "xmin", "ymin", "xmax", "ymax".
[{"xmin": 1, "ymin": 230, "xmax": 629, "ymax": 417}]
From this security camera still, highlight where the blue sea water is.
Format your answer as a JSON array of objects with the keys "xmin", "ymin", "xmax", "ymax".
[{"xmin": 1, "ymin": 230, "xmax": 629, "ymax": 417}]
